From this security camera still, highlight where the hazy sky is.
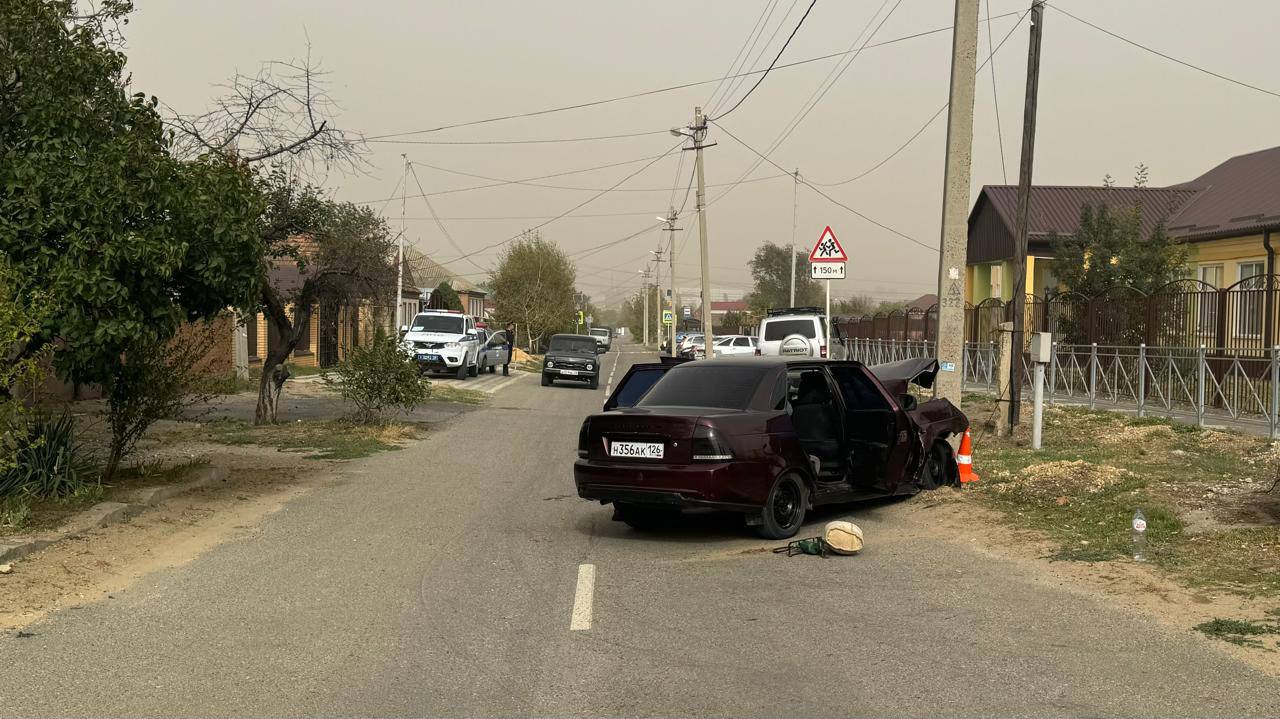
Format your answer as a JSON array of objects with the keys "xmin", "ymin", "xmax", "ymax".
[{"xmin": 123, "ymin": 1, "xmax": 1280, "ymax": 307}]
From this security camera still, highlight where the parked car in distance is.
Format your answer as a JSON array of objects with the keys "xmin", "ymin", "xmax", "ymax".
[
  {"xmin": 677, "ymin": 333, "xmax": 705, "ymax": 357},
  {"xmin": 401, "ymin": 310, "xmax": 481, "ymax": 380},
  {"xmin": 757, "ymin": 307, "xmax": 846, "ymax": 359},
  {"xmin": 574, "ymin": 356, "xmax": 967, "ymax": 538},
  {"xmin": 542, "ymin": 334, "xmax": 601, "ymax": 389},
  {"xmin": 711, "ymin": 335, "xmax": 758, "ymax": 357},
  {"xmin": 589, "ymin": 326, "xmax": 613, "ymax": 353},
  {"xmin": 476, "ymin": 327, "xmax": 512, "ymax": 374}
]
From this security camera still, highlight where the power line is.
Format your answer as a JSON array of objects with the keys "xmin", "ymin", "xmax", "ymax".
[
  {"xmin": 362, "ymin": 12, "xmax": 1023, "ymax": 142},
  {"xmin": 810, "ymin": 5, "xmax": 1029, "ymax": 186},
  {"xmin": 395, "ymin": 210, "xmax": 664, "ymax": 221},
  {"xmin": 711, "ymin": 0, "xmax": 798, "ymax": 115},
  {"xmin": 406, "ymin": 161, "xmax": 486, "ymax": 272},
  {"xmin": 711, "ymin": 0, "xmax": 819, "ymax": 121},
  {"xmin": 444, "ymin": 140, "xmax": 685, "ymax": 264},
  {"xmin": 1050, "ymin": 4, "xmax": 1280, "ymax": 101},
  {"xmin": 367, "ymin": 130, "xmax": 669, "ymax": 146},
  {"xmin": 712, "ymin": 120, "xmax": 934, "ymax": 252},
  {"xmin": 985, "ymin": 0, "xmax": 1008, "ymax": 184},
  {"xmin": 703, "ymin": 0, "xmax": 779, "ymax": 111}
]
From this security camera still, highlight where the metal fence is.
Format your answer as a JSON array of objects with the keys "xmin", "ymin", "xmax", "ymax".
[
  {"xmin": 843, "ymin": 337, "xmax": 1280, "ymax": 437},
  {"xmin": 838, "ymin": 275, "xmax": 1280, "ymax": 354}
]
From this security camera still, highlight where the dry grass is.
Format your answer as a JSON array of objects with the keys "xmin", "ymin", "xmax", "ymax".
[{"xmin": 967, "ymin": 393, "xmax": 1280, "ymax": 594}]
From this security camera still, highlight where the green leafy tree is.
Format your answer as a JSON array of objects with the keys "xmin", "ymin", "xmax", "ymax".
[
  {"xmin": 426, "ymin": 281, "xmax": 464, "ymax": 312},
  {"xmin": 490, "ymin": 231, "xmax": 575, "ymax": 349},
  {"xmin": 255, "ymin": 173, "xmax": 395, "ymax": 424},
  {"xmin": 833, "ymin": 295, "xmax": 876, "ymax": 317},
  {"xmin": 746, "ymin": 242, "xmax": 822, "ymax": 314},
  {"xmin": 1052, "ymin": 203, "xmax": 1188, "ymax": 297},
  {"xmin": 0, "ymin": 0, "xmax": 264, "ymax": 386},
  {"xmin": 620, "ymin": 285, "xmax": 661, "ymax": 341}
]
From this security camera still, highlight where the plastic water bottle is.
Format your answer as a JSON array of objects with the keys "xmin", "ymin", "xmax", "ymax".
[{"xmin": 1131, "ymin": 509, "xmax": 1148, "ymax": 562}]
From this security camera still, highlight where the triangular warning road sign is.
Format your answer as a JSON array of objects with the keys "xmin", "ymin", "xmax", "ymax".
[{"xmin": 808, "ymin": 226, "xmax": 847, "ymax": 262}]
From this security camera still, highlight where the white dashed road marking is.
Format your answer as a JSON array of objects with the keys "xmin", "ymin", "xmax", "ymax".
[{"xmin": 570, "ymin": 564, "xmax": 595, "ymax": 631}]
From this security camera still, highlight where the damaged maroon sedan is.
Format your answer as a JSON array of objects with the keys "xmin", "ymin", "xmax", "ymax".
[{"xmin": 574, "ymin": 356, "xmax": 968, "ymax": 539}]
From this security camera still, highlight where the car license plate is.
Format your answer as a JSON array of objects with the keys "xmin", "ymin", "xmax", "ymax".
[
  {"xmin": 418, "ymin": 353, "xmax": 440, "ymax": 362},
  {"xmin": 610, "ymin": 441, "xmax": 664, "ymax": 459},
  {"xmin": 559, "ymin": 369, "xmax": 579, "ymax": 376}
]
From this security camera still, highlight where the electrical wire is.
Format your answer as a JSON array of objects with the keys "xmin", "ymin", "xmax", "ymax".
[
  {"xmin": 985, "ymin": 0, "xmax": 1009, "ymax": 184},
  {"xmin": 711, "ymin": 0, "xmax": 819, "ymax": 121},
  {"xmin": 367, "ymin": 130, "xmax": 669, "ymax": 146},
  {"xmin": 444, "ymin": 140, "xmax": 685, "ymax": 264},
  {"xmin": 406, "ymin": 161, "xmax": 487, "ymax": 272},
  {"xmin": 810, "ymin": 5, "xmax": 1029, "ymax": 187},
  {"xmin": 1050, "ymin": 3, "xmax": 1280, "ymax": 101},
  {"xmin": 712, "ymin": 120, "xmax": 934, "ymax": 252},
  {"xmin": 711, "ymin": 0, "xmax": 797, "ymax": 115},
  {"xmin": 363, "ymin": 12, "xmax": 1023, "ymax": 142},
  {"xmin": 703, "ymin": 0, "xmax": 779, "ymax": 111}
]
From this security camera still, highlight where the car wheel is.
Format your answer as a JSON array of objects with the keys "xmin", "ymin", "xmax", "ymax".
[
  {"xmin": 456, "ymin": 362, "xmax": 468, "ymax": 381},
  {"xmin": 918, "ymin": 440, "xmax": 955, "ymax": 491},
  {"xmin": 541, "ymin": 373, "xmax": 552, "ymax": 387},
  {"xmin": 468, "ymin": 357, "xmax": 479, "ymax": 377},
  {"xmin": 588, "ymin": 376, "xmax": 599, "ymax": 390},
  {"xmin": 488, "ymin": 363, "xmax": 496, "ymax": 374},
  {"xmin": 756, "ymin": 473, "xmax": 808, "ymax": 540},
  {"xmin": 614, "ymin": 502, "xmax": 678, "ymax": 531}
]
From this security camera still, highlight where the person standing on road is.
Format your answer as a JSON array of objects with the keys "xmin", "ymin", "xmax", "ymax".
[{"xmin": 503, "ymin": 322, "xmax": 516, "ymax": 376}]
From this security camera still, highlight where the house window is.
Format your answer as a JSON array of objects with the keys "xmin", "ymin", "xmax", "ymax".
[
  {"xmin": 246, "ymin": 313, "xmax": 259, "ymax": 360},
  {"xmin": 989, "ymin": 263, "xmax": 1003, "ymax": 299},
  {"xmin": 1235, "ymin": 261, "xmax": 1266, "ymax": 337},
  {"xmin": 1197, "ymin": 265, "xmax": 1223, "ymax": 335},
  {"xmin": 295, "ymin": 309, "xmax": 312, "ymax": 354}
]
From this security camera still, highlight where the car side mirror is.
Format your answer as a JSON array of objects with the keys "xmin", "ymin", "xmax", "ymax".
[
  {"xmin": 466, "ymin": 329, "xmax": 477, "ymax": 337},
  {"xmin": 399, "ymin": 325, "xmax": 409, "ymax": 336},
  {"xmin": 898, "ymin": 393, "xmax": 917, "ymax": 412}
]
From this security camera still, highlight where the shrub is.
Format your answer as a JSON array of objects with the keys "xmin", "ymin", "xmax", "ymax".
[
  {"xmin": 0, "ymin": 411, "xmax": 92, "ymax": 498},
  {"xmin": 323, "ymin": 330, "xmax": 429, "ymax": 424}
]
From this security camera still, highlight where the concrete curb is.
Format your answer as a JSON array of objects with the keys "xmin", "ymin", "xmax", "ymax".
[{"xmin": 0, "ymin": 465, "xmax": 228, "ymax": 564}]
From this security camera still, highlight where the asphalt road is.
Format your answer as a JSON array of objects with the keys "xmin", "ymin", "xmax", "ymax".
[{"xmin": 1, "ymin": 342, "xmax": 1277, "ymax": 717}]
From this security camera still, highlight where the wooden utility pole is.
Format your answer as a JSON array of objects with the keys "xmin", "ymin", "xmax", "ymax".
[
  {"xmin": 1009, "ymin": 1, "xmax": 1045, "ymax": 427},
  {"xmin": 934, "ymin": 0, "xmax": 981, "ymax": 406}
]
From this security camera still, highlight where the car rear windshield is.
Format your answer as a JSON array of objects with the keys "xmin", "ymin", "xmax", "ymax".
[
  {"xmin": 763, "ymin": 319, "xmax": 816, "ymax": 340},
  {"xmin": 589, "ymin": 329, "xmax": 609, "ymax": 338},
  {"xmin": 637, "ymin": 366, "xmax": 766, "ymax": 410},
  {"xmin": 549, "ymin": 336, "xmax": 596, "ymax": 353},
  {"xmin": 411, "ymin": 315, "xmax": 464, "ymax": 333}
]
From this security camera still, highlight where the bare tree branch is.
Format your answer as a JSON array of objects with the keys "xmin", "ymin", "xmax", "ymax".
[{"xmin": 164, "ymin": 43, "xmax": 366, "ymax": 180}]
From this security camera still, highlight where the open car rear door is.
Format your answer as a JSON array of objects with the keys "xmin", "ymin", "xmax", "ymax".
[{"xmin": 603, "ymin": 362, "xmax": 673, "ymax": 411}]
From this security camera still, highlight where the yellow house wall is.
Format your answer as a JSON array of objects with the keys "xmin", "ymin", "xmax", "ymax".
[{"xmin": 1188, "ymin": 234, "xmax": 1267, "ymax": 286}]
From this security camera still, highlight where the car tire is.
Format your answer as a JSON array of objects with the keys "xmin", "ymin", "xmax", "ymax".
[
  {"xmin": 488, "ymin": 363, "xmax": 496, "ymax": 374},
  {"xmin": 541, "ymin": 373, "xmax": 552, "ymax": 387},
  {"xmin": 456, "ymin": 362, "xmax": 468, "ymax": 381},
  {"xmin": 588, "ymin": 376, "xmax": 598, "ymax": 390},
  {"xmin": 918, "ymin": 440, "xmax": 955, "ymax": 491},
  {"xmin": 756, "ymin": 473, "xmax": 808, "ymax": 540},
  {"xmin": 614, "ymin": 502, "xmax": 678, "ymax": 531},
  {"xmin": 468, "ymin": 356, "xmax": 479, "ymax": 377}
]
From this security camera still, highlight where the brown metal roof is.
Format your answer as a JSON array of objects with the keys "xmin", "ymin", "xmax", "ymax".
[{"xmin": 1165, "ymin": 145, "xmax": 1280, "ymax": 240}]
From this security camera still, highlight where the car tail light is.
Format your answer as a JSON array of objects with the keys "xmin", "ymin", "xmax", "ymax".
[
  {"xmin": 692, "ymin": 424, "xmax": 733, "ymax": 461},
  {"xmin": 577, "ymin": 419, "xmax": 591, "ymax": 458},
  {"xmin": 820, "ymin": 344, "xmax": 828, "ymax": 358}
]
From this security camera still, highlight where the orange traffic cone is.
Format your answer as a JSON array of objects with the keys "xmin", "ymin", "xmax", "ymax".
[{"xmin": 956, "ymin": 429, "xmax": 980, "ymax": 486}]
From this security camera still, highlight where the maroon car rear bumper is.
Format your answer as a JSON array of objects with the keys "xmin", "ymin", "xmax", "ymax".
[{"xmin": 573, "ymin": 459, "xmax": 767, "ymax": 512}]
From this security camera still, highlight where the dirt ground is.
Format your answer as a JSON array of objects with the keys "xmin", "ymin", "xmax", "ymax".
[{"xmin": 907, "ymin": 489, "xmax": 1280, "ymax": 676}]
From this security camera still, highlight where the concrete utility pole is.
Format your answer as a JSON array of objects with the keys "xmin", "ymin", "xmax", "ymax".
[
  {"xmin": 395, "ymin": 154, "xmax": 408, "ymax": 332},
  {"xmin": 1009, "ymin": 1, "xmax": 1045, "ymax": 427},
  {"xmin": 662, "ymin": 207, "xmax": 680, "ymax": 356},
  {"xmin": 651, "ymin": 248, "xmax": 665, "ymax": 346},
  {"xmin": 640, "ymin": 268, "xmax": 652, "ymax": 347},
  {"xmin": 933, "ymin": 0, "xmax": 981, "ymax": 407},
  {"xmin": 692, "ymin": 107, "xmax": 714, "ymax": 358},
  {"xmin": 790, "ymin": 169, "xmax": 800, "ymax": 308}
]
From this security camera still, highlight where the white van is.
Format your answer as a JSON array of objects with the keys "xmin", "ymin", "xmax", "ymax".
[{"xmin": 756, "ymin": 307, "xmax": 846, "ymax": 359}]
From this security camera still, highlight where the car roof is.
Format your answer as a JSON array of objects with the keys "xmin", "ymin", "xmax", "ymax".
[
  {"xmin": 676, "ymin": 356, "xmax": 864, "ymax": 368},
  {"xmin": 551, "ymin": 333, "xmax": 594, "ymax": 340}
]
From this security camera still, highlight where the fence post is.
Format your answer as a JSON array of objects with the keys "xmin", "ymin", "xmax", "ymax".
[
  {"xmin": 1088, "ymin": 343, "xmax": 1098, "ymax": 409},
  {"xmin": 1196, "ymin": 344, "xmax": 1207, "ymax": 428},
  {"xmin": 1137, "ymin": 343, "xmax": 1147, "ymax": 418},
  {"xmin": 1049, "ymin": 341, "xmax": 1058, "ymax": 405},
  {"xmin": 1270, "ymin": 345, "xmax": 1279, "ymax": 440}
]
